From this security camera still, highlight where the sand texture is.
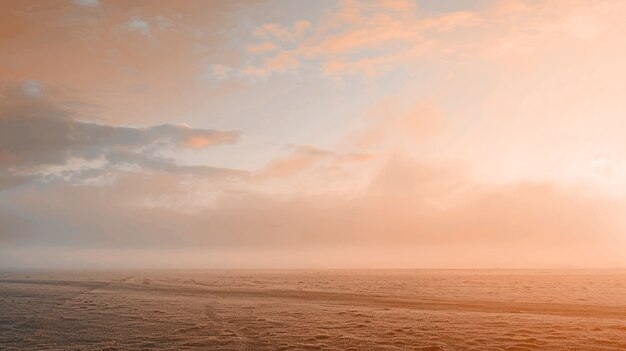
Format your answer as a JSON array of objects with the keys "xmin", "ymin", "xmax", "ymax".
[{"xmin": 1, "ymin": 270, "xmax": 626, "ymax": 350}]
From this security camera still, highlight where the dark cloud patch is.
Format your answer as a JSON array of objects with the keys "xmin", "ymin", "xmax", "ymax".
[{"xmin": 0, "ymin": 82, "xmax": 242, "ymax": 188}]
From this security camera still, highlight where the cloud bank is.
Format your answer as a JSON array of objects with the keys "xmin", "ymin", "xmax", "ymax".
[{"xmin": 0, "ymin": 83, "xmax": 241, "ymax": 189}]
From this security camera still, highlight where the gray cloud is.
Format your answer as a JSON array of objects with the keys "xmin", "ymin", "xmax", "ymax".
[
  {"xmin": 104, "ymin": 150, "xmax": 247, "ymax": 179},
  {"xmin": 74, "ymin": 0, "xmax": 99, "ymax": 7},
  {"xmin": 0, "ymin": 83, "xmax": 242, "ymax": 188}
]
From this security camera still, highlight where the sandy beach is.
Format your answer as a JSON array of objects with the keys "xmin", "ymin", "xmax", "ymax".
[{"xmin": 2, "ymin": 270, "xmax": 626, "ymax": 350}]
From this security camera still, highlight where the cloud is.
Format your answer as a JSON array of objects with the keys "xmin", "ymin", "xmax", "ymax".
[
  {"xmin": 265, "ymin": 52, "xmax": 300, "ymax": 72},
  {"xmin": 21, "ymin": 80, "xmax": 41, "ymax": 97},
  {"xmin": 246, "ymin": 41, "xmax": 279, "ymax": 54},
  {"xmin": 217, "ymin": 0, "xmax": 626, "ymax": 82},
  {"xmin": 104, "ymin": 150, "xmax": 247, "ymax": 180},
  {"xmin": 2, "ymin": 78, "xmax": 624, "ymax": 266},
  {"xmin": 203, "ymin": 64, "xmax": 233, "ymax": 81},
  {"xmin": 354, "ymin": 99, "xmax": 445, "ymax": 149},
  {"xmin": 4, "ymin": 155, "xmax": 624, "ymax": 268},
  {"xmin": 128, "ymin": 16, "xmax": 151, "ymax": 36},
  {"xmin": 74, "ymin": 0, "xmax": 99, "ymax": 7},
  {"xmin": 122, "ymin": 15, "xmax": 181, "ymax": 40},
  {"xmin": 260, "ymin": 145, "xmax": 373, "ymax": 178},
  {"xmin": 0, "ymin": 83, "xmax": 241, "ymax": 188},
  {"xmin": 219, "ymin": 0, "xmax": 482, "ymax": 81}
]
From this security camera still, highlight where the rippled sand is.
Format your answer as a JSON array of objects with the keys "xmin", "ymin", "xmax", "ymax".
[{"xmin": 1, "ymin": 270, "xmax": 626, "ymax": 350}]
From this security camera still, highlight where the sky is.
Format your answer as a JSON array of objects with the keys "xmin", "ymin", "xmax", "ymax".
[{"xmin": 1, "ymin": 0, "xmax": 626, "ymax": 269}]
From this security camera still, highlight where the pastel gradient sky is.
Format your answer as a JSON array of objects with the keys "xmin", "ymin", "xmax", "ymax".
[{"xmin": 2, "ymin": 0, "xmax": 626, "ymax": 269}]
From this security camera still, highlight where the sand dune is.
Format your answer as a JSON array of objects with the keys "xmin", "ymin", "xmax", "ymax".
[{"xmin": 2, "ymin": 270, "xmax": 626, "ymax": 350}]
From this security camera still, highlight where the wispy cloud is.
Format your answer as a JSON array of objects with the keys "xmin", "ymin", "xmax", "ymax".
[{"xmin": 217, "ymin": 0, "xmax": 482, "ymax": 81}]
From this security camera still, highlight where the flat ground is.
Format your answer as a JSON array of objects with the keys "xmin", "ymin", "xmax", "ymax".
[{"xmin": 1, "ymin": 270, "xmax": 626, "ymax": 350}]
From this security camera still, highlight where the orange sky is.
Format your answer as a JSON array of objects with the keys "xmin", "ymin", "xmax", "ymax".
[{"xmin": 1, "ymin": 0, "xmax": 626, "ymax": 269}]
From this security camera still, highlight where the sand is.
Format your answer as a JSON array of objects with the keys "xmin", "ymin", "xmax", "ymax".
[{"xmin": 1, "ymin": 270, "xmax": 626, "ymax": 350}]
